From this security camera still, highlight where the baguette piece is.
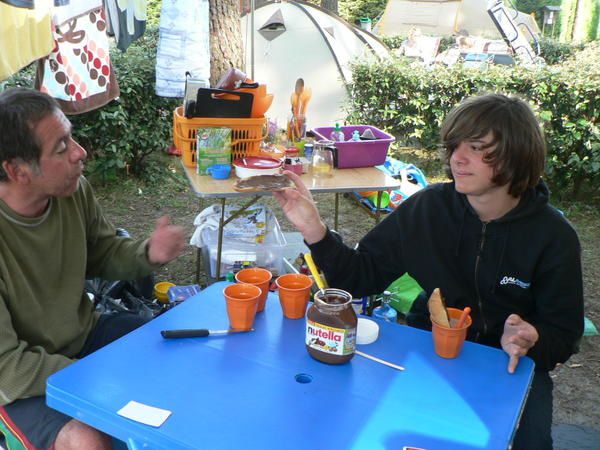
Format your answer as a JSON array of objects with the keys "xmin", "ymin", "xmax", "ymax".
[
  {"xmin": 428, "ymin": 288, "xmax": 450, "ymax": 327},
  {"xmin": 233, "ymin": 174, "xmax": 294, "ymax": 192}
]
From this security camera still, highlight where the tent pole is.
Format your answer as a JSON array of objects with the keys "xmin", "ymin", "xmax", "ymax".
[{"xmin": 251, "ymin": 0, "xmax": 255, "ymax": 79}]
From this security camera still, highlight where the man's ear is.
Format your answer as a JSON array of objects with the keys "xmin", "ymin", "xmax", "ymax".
[{"xmin": 2, "ymin": 159, "xmax": 32, "ymax": 184}]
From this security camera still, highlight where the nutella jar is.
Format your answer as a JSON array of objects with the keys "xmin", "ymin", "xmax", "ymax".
[{"xmin": 305, "ymin": 289, "xmax": 357, "ymax": 364}]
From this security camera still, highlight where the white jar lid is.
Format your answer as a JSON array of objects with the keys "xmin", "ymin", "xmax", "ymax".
[{"xmin": 356, "ymin": 318, "xmax": 379, "ymax": 345}]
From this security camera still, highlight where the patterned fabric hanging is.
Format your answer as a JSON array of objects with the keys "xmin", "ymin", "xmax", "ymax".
[
  {"xmin": 155, "ymin": 0, "xmax": 210, "ymax": 97},
  {"xmin": 104, "ymin": 0, "xmax": 147, "ymax": 52},
  {"xmin": 36, "ymin": 7, "xmax": 119, "ymax": 114}
]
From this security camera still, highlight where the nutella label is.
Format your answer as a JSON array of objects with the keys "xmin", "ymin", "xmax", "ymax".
[{"xmin": 306, "ymin": 319, "xmax": 356, "ymax": 356}]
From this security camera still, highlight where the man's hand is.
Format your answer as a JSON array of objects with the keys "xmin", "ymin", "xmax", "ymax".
[
  {"xmin": 272, "ymin": 171, "xmax": 327, "ymax": 244},
  {"xmin": 501, "ymin": 314, "xmax": 539, "ymax": 374},
  {"xmin": 147, "ymin": 216, "xmax": 186, "ymax": 265}
]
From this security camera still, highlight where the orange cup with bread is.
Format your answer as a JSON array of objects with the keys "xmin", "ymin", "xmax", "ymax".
[{"xmin": 428, "ymin": 288, "xmax": 472, "ymax": 359}]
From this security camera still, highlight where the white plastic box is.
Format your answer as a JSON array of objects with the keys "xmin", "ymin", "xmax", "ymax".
[{"xmin": 202, "ymin": 232, "xmax": 308, "ymax": 278}]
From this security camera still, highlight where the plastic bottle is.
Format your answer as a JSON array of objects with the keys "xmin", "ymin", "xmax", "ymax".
[
  {"xmin": 372, "ymin": 291, "xmax": 398, "ymax": 323},
  {"xmin": 351, "ymin": 130, "xmax": 361, "ymax": 141},
  {"xmin": 303, "ymin": 143, "xmax": 314, "ymax": 160},
  {"xmin": 330, "ymin": 123, "xmax": 345, "ymax": 142}
]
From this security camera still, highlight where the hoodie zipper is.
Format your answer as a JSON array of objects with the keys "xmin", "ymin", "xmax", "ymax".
[{"xmin": 474, "ymin": 222, "xmax": 488, "ymax": 341}]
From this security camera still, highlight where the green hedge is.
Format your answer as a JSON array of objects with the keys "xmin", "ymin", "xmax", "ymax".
[{"xmin": 347, "ymin": 42, "xmax": 599, "ymax": 198}]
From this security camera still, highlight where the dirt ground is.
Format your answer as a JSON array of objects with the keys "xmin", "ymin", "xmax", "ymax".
[{"xmin": 93, "ymin": 156, "xmax": 599, "ymax": 438}]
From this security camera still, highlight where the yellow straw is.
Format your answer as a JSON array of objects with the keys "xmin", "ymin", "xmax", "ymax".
[{"xmin": 304, "ymin": 253, "xmax": 327, "ymax": 290}]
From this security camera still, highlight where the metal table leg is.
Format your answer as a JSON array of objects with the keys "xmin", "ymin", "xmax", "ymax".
[
  {"xmin": 214, "ymin": 196, "xmax": 261, "ymax": 280},
  {"xmin": 375, "ymin": 191, "xmax": 383, "ymax": 224},
  {"xmin": 334, "ymin": 193, "xmax": 339, "ymax": 231}
]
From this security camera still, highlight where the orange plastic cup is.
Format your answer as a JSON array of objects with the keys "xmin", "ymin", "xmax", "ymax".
[
  {"xmin": 275, "ymin": 274, "xmax": 313, "ymax": 319},
  {"xmin": 223, "ymin": 283, "xmax": 261, "ymax": 331},
  {"xmin": 431, "ymin": 307, "xmax": 473, "ymax": 359},
  {"xmin": 235, "ymin": 267, "xmax": 272, "ymax": 312}
]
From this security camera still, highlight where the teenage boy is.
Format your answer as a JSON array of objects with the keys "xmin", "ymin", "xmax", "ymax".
[
  {"xmin": 0, "ymin": 87, "xmax": 186, "ymax": 449},
  {"xmin": 274, "ymin": 93, "xmax": 584, "ymax": 449}
]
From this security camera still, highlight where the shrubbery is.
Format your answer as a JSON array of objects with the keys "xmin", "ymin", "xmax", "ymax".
[{"xmin": 347, "ymin": 42, "xmax": 599, "ymax": 198}]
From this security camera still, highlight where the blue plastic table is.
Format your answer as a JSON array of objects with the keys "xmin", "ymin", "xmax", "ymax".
[{"xmin": 46, "ymin": 282, "xmax": 534, "ymax": 450}]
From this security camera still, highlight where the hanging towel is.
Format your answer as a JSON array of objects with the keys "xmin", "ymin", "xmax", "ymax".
[
  {"xmin": 0, "ymin": 0, "xmax": 53, "ymax": 82},
  {"xmin": 104, "ymin": 0, "xmax": 147, "ymax": 52},
  {"xmin": 155, "ymin": 0, "xmax": 210, "ymax": 97},
  {"xmin": 36, "ymin": 6, "xmax": 120, "ymax": 114},
  {"xmin": 51, "ymin": 0, "xmax": 101, "ymax": 26}
]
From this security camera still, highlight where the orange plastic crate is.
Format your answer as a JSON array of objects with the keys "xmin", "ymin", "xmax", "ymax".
[{"xmin": 172, "ymin": 106, "xmax": 268, "ymax": 167}]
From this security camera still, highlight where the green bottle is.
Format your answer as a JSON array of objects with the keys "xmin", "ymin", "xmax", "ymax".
[{"xmin": 330, "ymin": 123, "xmax": 345, "ymax": 142}]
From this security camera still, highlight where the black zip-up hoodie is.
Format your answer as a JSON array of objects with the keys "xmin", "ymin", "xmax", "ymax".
[{"xmin": 309, "ymin": 181, "xmax": 584, "ymax": 371}]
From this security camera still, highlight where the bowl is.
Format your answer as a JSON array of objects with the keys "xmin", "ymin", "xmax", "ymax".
[
  {"xmin": 251, "ymin": 93, "xmax": 274, "ymax": 118},
  {"xmin": 154, "ymin": 281, "xmax": 175, "ymax": 304},
  {"xmin": 233, "ymin": 156, "xmax": 283, "ymax": 178},
  {"xmin": 207, "ymin": 164, "xmax": 231, "ymax": 180}
]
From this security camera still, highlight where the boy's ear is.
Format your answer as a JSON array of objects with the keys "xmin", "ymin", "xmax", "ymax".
[{"xmin": 2, "ymin": 159, "xmax": 32, "ymax": 184}]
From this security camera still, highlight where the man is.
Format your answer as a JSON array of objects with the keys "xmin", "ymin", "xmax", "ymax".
[
  {"xmin": 0, "ymin": 88, "xmax": 186, "ymax": 449},
  {"xmin": 274, "ymin": 93, "xmax": 584, "ymax": 449}
]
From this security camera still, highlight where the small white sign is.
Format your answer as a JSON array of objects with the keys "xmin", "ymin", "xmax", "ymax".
[{"xmin": 117, "ymin": 400, "xmax": 172, "ymax": 427}]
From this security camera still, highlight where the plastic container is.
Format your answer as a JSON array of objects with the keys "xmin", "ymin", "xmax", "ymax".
[
  {"xmin": 207, "ymin": 164, "xmax": 231, "ymax": 179},
  {"xmin": 233, "ymin": 156, "xmax": 282, "ymax": 178},
  {"xmin": 311, "ymin": 125, "xmax": 395, "ymax": 169},
  {"xmin": 154, "ymin": 282, "xmax": 176, "ymax": 304},
  {"xmin": 173, "ymin": 106, "xmax": 268, "ymax": 168},
  {"xmin": 189, "ymin": 88, "xmax": 253, "ymax": 119}
]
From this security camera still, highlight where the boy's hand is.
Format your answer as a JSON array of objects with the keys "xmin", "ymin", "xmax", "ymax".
[
  {"xmin": 501, "ymin": 314, "xmax": 538, "ymax": 373},
  {"xmin": 273, "ymin": 171, "xmax": 327, "ymax": 244}
]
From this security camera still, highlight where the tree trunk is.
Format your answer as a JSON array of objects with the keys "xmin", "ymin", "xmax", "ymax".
[
  {"xmin": 321, "ymin": 0, "xmax": 338, "ymax": 14},
  {"xmin": 209, "ymin": 0, "xmax": 244, "ymax": 86}
]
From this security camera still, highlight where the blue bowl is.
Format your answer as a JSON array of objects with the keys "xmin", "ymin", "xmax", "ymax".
[{"xmin": 207, "ymin": 164, "xmax": 231, "ymax": 180}]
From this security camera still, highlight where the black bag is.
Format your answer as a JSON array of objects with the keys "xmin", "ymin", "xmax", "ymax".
[
  {"xmin": 85, "ymin": 228, "xmax": 163, "ymax": 318},
  {"xmin": 85, "ymin": 277, "xmax": 163, "ymax": 319}
]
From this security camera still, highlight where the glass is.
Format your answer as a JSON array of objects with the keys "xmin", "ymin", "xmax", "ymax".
[
  {"xmin": 311, "ymin": 140, "xmax": 334, "ymax": 178},
  {"xmin": 287, "ymin": 114, "xmax": 306, "ymax": 142}
]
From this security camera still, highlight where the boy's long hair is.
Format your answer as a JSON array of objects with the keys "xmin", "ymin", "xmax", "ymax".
[{"xmin": 441, "ymin": 93, "xmax": 546, "ymax": 197}]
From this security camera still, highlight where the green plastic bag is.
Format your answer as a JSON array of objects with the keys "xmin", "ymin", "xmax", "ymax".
[
  {"xmin": 584, "ymin": 317, "xmax": 599, "ymax": 336},
  {"xmin": 386, "ymin": 273, "xmax": 424, "ymax": 315}
]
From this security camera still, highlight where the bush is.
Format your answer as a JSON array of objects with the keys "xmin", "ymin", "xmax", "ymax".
[
  {"xmin": 347, "ymin": 43, "xmax": 599, "ymax": 198},
  {"xmin": 68, "ymin": 28, "xmax": 179, "ymax": 182},
  {"xmin": 538, "ymin": 37, "xmax": 583, "ymax": 65},
  {"xmin": 339, "ymin": 0, "xmax": 387, "ymax": 24}
]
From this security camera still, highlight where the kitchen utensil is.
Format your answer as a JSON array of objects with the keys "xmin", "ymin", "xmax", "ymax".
[
  {"xmin": 160, "ymin": 329, "xmax": 254, "ymax": 338},
  {"xmin": 456, "ymin": 307, "xmax": 472, "ymax": 328},
  {"xmin": 355, "ymin": 350, "xmax": 405, "ymax": 371},
  {"xmin": 303, "ymin": 253, "xmax": 327, "ymax": 290}
]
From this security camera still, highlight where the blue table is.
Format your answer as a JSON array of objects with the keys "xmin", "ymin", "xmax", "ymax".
[{"xmin": 47, "ymin": 282, "xmax": 534, "ymax": 450}]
